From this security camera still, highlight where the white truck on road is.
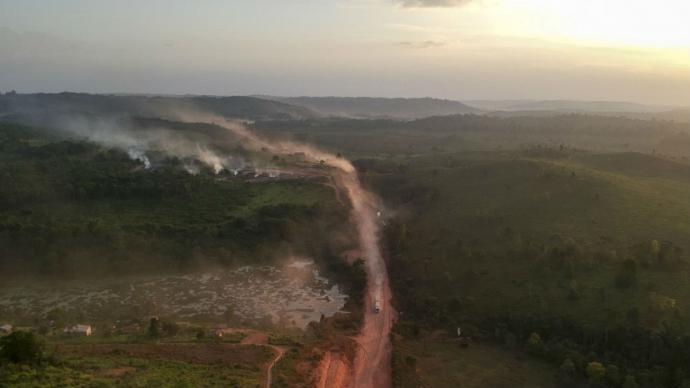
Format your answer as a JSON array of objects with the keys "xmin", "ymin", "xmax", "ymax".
[{"xmin": 373, "ymin": 292, "xmax": 382, "ymax": 313}]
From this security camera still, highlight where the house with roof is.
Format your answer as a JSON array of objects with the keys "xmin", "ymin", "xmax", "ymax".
[
  {"xmin": 64, "ymin": 324, "xmax": 92, "ymax": 336},
  {"xmin": 0, "ymin": 324, "xmax": 12, "ymax": 335}
]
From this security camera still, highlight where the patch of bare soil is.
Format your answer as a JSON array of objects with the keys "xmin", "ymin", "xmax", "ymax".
[
  {"xmin": 99, "ymin": 367, "xmax": 136, "ymax": 378},
  {"xmin": 316, "ymin": 351, "xmax": 352, "ymax": 388},
  {"xmin": 241, "ymin": 331, "xmax": 269, "ymax": 345}
]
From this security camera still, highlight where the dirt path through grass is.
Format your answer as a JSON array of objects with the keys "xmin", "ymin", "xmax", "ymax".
[{"xmin": 265, "ymin": 345, "xmax": 286, "ymax": 388}]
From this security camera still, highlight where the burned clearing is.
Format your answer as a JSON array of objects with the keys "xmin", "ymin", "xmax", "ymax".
[{"xmin": 0, "ymin": 260, "xmax": 348, "ymax": 329}]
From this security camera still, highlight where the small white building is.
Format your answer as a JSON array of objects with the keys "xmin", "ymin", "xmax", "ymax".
[
  {"xmin": 64, "ymin": 324, "xmax": 92, "ymax": 336},
  {"xmin": 0, "ymin": 324, "xmax": 12, "ymax": 334}
]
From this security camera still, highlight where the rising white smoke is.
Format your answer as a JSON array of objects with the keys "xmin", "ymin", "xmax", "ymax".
[
  {"xmin": 169, "ymin": 112, "xmax": 355, "ymax": 172},
  {"xmin": 50, "ymin": 115, "xmax": 247, "ymax": 174},
  {"xmin": 126, "ymin": 149, "xmax": 151, "ymax": 169}
]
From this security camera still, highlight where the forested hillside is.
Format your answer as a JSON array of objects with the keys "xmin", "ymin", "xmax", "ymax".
[
  {"xmin": 264, "ymin": 96, "xmax": 479, "ymax": 119},
  {"xmin": 256, "ymin": 114, "xmax": 690, "ymax": 158},
  {"xmin": 0, "ymin": 93, "xmax": 317, "ymax": 125},
  {"xmin": 369, "ymin": 150, "xmax": 690, "ymax": 388}
]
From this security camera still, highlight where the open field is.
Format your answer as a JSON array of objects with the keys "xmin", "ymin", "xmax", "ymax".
[
  {"xmin": 394, "ymin": 336, "xmax": 558, "ymax": 388},
  {"xmin": 0, "ymin": 342, "xmax": 273, "ymax": 388}
]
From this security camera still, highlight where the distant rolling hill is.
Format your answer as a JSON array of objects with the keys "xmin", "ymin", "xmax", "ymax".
[
  {"xmin": 464, "ymin": 100, "xmax": 690, "ymax": 124},
  {"xmin": 465, "ymin": 99, "xmax": 676, "ymax": 113},
  {"xmin": 261, "ymin": 96, "xmax": 480, "ymax": 119},
  {"xmin": 0, "ymin": 93, "xmax": 318, "ymax": 124},
  {"xmin": 644, "ymin": 108, "xmax": 690, "ymax": 123},
  {"xmin": 483, "ymin": 108, "xmax": 690, "ymax": 124}
]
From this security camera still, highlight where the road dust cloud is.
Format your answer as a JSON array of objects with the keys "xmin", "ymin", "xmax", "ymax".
[
  {"xmin": 172, "ymin": 114, "xmax": 393, "ymax": 388},
  {"xmin": 173, "ymin": 111, "xmax": 355, "ymax": 173},
  {"xmin": 171, "ymin": 113, "xmax": 384, "ymax": 298}
]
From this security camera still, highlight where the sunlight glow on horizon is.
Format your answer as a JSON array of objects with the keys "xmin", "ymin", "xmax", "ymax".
[
  {"xmin": 2, "ymin": 0, "xmax": 690, "ymax": 104},
  {"xmin": 489, "ymin": 0, "xmax": 690, "ymax": 65},
  {"xmin": 412, "ymin": 0, "xmax": 690, "ymax": 71},
  {"xmin": 498, "ymin": 0, "xmax": 690, "ymax": 48},
  {"xmin": 391, "ymin": 0, "xmax": 690, "ymax": 66}
]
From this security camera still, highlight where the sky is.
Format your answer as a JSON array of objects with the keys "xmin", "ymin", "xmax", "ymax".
[{"xmin": 1, "ymin": 0, "xmax": 689, "ymax": 105}]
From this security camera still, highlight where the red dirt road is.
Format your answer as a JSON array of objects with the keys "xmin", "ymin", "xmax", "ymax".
[
  {"xmin": 351, "ymin": 257, "xmax": 395, "ymax": 388},
  {"xmin": 205, "ymin": 119, "xmax": 396, "ymax": 388},
  {"xmin": 336, "ymin": 172, "xmax": 397, "ymax": 388}
]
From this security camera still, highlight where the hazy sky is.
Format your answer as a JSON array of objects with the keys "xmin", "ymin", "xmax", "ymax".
[{"xmin": 1, "ymin": 0, "xmax": 689, "ymax": 104}]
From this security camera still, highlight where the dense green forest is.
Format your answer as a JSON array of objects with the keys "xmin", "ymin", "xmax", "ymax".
[
  {"xmin": 371, "ymin": 153, "xmax": 690, "ymax": 387},
  {"xmin": 256, "ymin": 115, "xmax": 690, "ymax": 388},
  {"xmin": 256, "ymin": 114, "xmax": 690, "ymax": 158},
  {"xmin": 0, "ymin": 123, "xmax": 348, "ymax": 278}
]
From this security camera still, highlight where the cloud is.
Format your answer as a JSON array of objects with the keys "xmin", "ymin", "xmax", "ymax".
[
  {"xmin": 393, "ymin": 0, "xmax": 473, "ymax": 7},
  {"xmin": 397, "ymin": 40, "xmax": 447, "ymax": 49}
]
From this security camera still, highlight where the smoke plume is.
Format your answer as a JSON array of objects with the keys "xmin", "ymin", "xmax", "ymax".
[{"xmin": 47, "ymin": 114, "xmax": 247, "ymax": 173}]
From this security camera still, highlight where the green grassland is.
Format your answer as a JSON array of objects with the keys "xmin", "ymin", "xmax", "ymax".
[
  {"xmin": 1, "ymin": 342, "xmax": 272, "ymax": 388},
  {"xmin": 393, "ymin": 335, "xmax": 558, "ymax": 388}
]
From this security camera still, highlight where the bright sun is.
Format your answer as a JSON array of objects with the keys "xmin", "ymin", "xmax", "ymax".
[{"xmin": 499, "ymin": 0, "xmax": 690, "ymax": 48}]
